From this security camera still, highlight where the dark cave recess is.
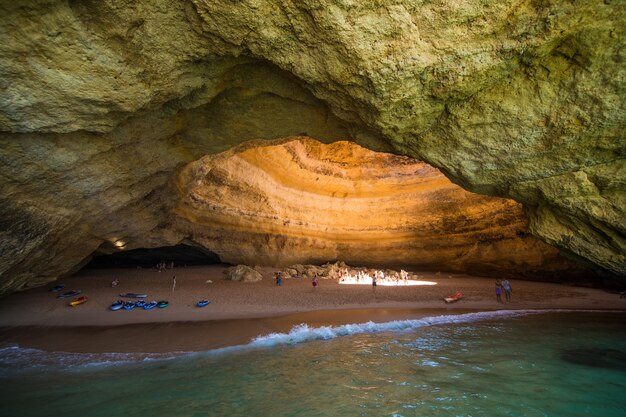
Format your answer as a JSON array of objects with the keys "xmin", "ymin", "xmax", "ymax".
[{"xmin": 84, "ymin": 244, "xmax": 222, "ymax": 268}]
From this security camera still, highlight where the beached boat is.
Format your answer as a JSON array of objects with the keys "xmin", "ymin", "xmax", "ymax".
[
  {"xmin": 143, "ymin": 301, "xmax": 158, "ymax": 310},
  {"xmin": 110, "ymin": 300, "xmax": 124, "ymax": 311},
  {"xmin": 123, "ymin": 302, "xmax": 136, "ymax": 310},
  {"xmin": 444, "ymin": 291, "xmax": 462, "ymax": 303},
  {"xmin": 119, "ymin": 293, "xmax": 147, "ymax": 298},
  {"xmin": 69, "ymin": 296, "xmax": 87, "ymax": 307},
  {"xmin": 57, "ymin": 290, "xmax": 81, "ymax": 299},
  {"xmin": 49, "ymin": 284, "xmax": 65, "ymax": 292},
  {"xmin": 157, "ymin": 300, "xmax": 169, "ymax": 309},
  {"xmin": 196, "ymin": 300, "xmax": 210, "ymax": 307}
]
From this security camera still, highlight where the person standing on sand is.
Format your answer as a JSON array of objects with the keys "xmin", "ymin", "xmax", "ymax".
[
  {"xmin": 372, "ymin": 274, "xmax": 377, "ymax": 291},
  {"xmin": 276, "ymin": 273, "xmax": 283, "ymax": 286},
  {"xmin": 495, "ymin": 279, "xmax": 502, "ymax": 303},
  {"xmin": 172, "ymin": 275, "xmax": 176, "ymax": 292},
  {"xmin": 502, "ymin": 278, "xmax": 512, "ymax": 302},
  {"xmin": 312, "ymin": 275, "xmax": 318, "ymax": 289}
]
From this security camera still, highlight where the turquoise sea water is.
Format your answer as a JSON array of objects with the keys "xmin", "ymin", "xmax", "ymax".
[{"xmin": 1, "ymin": 310, "xmax": 625, "ymax": 417}]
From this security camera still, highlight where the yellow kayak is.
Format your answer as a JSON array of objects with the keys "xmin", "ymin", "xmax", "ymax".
[{"xmin": 69, "ymin": 296, "xmax": 87, "ymax": 307}]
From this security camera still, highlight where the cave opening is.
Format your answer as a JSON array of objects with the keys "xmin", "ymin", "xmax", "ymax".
[
  {"xmin": 73, "ymin": 137, "xmax": 588, "ymax": 282},
  {"xmin": 84, "ymin": 244, "xmax": 221, "ymax": 269}
]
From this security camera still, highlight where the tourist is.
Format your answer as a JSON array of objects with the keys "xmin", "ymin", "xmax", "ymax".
[
  {"xmin": 172, "ymin": 275, "xmax": 177, "ymax": 292},
  {"xmin": 502, "ymin": 278, "xmax": 512, "ymax": 302},
  {"xmin": 312, "ymin": 275, "xmax": 318, "ymax": 289},
  {"xmin": 276, "ymin": 273, "xmax": 283, "ymax": 286},
  {"xmin": 495, "ymin": 279, "xmax": 502, "ymax": 303},
  {"xmin": 372, "ymin": 274, "xmax": 377, "ymax": 290},
  {"xmin": 111, "ymin": 278, "xmax": 119, "ymax": 287}
]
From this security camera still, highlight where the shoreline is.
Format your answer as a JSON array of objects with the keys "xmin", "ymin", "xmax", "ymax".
[
  {"xmin": 2, "ymin": 307, "xmax": 625, "ymax": 354},
  {"xmin": 0, "ymin": 265, "xmax": 624, "ymax": 353}
]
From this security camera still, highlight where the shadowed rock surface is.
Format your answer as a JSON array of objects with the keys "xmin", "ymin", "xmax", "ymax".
[{"xmin": 0, "ymin": 0, "xmax": 624, "ymax": 293}]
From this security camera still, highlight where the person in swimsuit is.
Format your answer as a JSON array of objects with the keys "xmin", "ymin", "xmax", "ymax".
[
  {"xmin": 495, "ymin": 279, "xmax": 502, "ymax": 303},
  {"xmin": 312, "ymin": 275, "xmax": 318, "ymax": 289},
  {"xmin": 501, "ymin": 278, "xmax": 512, "ymax": 302}
]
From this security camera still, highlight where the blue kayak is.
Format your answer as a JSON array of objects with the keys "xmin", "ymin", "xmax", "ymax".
[
  {"xmin": 196, "ymin": 300, "xmax": 210, "ymax": 307},
  {"xmin": 119, "ymin": 293, "xmax": 147, "ymax": 299},
  {"xmin": 49, "ymin": 284, "xmax": 65, "ymax": 292},
  {"xmin": 57, "ymin": 290, "xmax": 81, "ymax": 299},
  {"xmin": 156, "ymin": 300, "xmax": 169, "ymax": 309},
  {"xmin": 135, "ymin": 300, "xmax": 146, "ymax": 308},
  {"xmin": 110, "ymin": 300, "xmax": 124, "ymax": 311},
  {"xmin": 123, "ymin": 302, "xmax": 136, "ymax": 311},
  {"xmin": 143, "ymin": 301, "xmax": 157, "ymax": 310}
]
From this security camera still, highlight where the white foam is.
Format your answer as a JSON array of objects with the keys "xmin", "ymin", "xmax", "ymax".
[{"xmin": 248, "ymin": 309, "xmax": 597, "ymax": 348}]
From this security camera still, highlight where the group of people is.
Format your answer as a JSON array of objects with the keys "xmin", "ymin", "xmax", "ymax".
[
  {"xmin": 338, "ymin": 269, "xmax": 410, "ymax": 286},
  {"xmin": 156, "ymin": 261, "xmax": 175, "ymax": 272},
  {"xmin": 495, "ymin": 278, "xmax": 512, "ymax": 302},
  {"xmin": 276, "ymin": 269, "xmax": 514, "ymax": 302}
]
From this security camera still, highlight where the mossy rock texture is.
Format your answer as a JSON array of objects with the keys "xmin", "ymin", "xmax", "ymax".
[{"xmin": 0, "ymin": 0, "xmax": 624, "ymax": 293}]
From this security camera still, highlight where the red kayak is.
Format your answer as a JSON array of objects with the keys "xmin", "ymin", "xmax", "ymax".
[
  {"xmin": 443, "ymin": 291, "xmax": 462, "ymax": 303},
  {"xmin": 69, "ymin": 296, "xmax": 87, "ymax": 307}
]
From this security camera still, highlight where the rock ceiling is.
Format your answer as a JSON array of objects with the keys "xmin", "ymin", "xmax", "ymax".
[
  {"xmin": 174, "ymin": 139, "xmax": 582, "ymax": 278},
  {"xmin": 0, "ymin": 0, "xmax": 624, "ymax": 293}
]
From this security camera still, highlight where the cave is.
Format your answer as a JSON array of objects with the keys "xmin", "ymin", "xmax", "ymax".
[
  {"xmin": 1, "ymin": 2, "xmax": 625, "ymax": 415},
  {"xmin": 1, "ymin": 1, "xmax": 624, "ymax": 296},
  {"xmin": 0, "ymin": 2, "xmax": 626, "ymax": 293}
]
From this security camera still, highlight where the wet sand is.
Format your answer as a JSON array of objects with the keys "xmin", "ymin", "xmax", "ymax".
[{"xmin": 0, "ymin": 265, "xmax": 624, "ymax": 353}]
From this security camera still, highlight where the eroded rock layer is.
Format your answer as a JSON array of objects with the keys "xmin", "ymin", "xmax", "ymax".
[
  {"xmin": 0, "ymin": 0, "xmax": 624, "ymax": 293},
  {"xmin": 174, "ymin": 139, "xmax": 583, "ymax": 279}
]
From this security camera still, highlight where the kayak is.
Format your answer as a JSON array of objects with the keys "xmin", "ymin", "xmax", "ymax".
[
  {"xmin": 110, "ymin": 300, "xmax": 125, "ymax": 311},
  {"xmin": 58, "ymin": 290, "xmax": 81, "ymax": 299},
  {"xmin": 123, "ymin": 302, "xmax": 136, "ymax": 311},
  {"xmin": 119, "ymin": 293, "xmax": 147, "ymax": 298},
  {"xmin": 69, "ymin": 296, "xmax": 87, "ymax": 307},
  {"xmin": 443, "ymin": 291, "xmax": 463, "ymax": 303},
  {"xmin": 49, "ymin": 284, "xmax": 65, "ymax": 292},
  {"xmin": 135, "ymin": 300, "xmax": 146, "ymax": 308},
  {"xmin": 143, "ymin": 301, "xmax": 157, "ymax": 310},
  {"xmin": 196, "ymin": 300, "xmax": 210, "ymax": 307},
  {"xmin": 156, "ymin": 300, "xmax": 169, "ymax": 309}
]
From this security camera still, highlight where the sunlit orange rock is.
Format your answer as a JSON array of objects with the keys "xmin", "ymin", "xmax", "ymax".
[{"xmin": 174, "ymin": 139, "xmax": 583, "ymax": 279}]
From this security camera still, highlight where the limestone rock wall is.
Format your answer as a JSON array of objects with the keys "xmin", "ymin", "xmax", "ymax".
[
  {"xmin": 0, "ymin": 0, "xmax": 624, "ymax": 293},
  {"xmin": 173, "ymin": 139, "xmax": 583, "ymax": 279}
]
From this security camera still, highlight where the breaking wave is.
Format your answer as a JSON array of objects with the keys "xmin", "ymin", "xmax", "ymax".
[{"xmin": 249, "ymin": 309, "xmax": 557, "ymax": 348}]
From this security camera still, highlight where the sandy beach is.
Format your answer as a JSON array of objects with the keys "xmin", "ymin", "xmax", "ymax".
[{"xmin": 0, "ymin": 265, "xmax": 624, "ymax": 353}]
